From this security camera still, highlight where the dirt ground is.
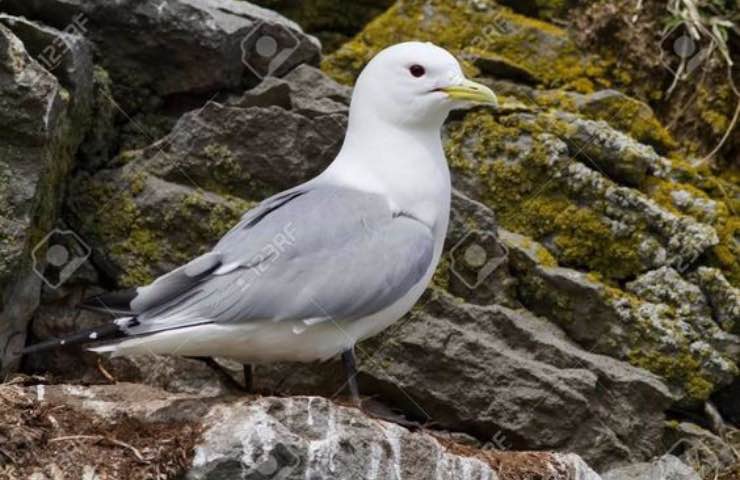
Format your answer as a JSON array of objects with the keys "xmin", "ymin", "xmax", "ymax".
[{"xmin": 0, "ymin": 377, "xmax": 200, "ymax": 480}]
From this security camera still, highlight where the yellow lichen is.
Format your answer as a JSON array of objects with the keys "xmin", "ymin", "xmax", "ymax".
[{"xmin": 322, "ymin": 0, "xmax": 610, "ymax": 93}]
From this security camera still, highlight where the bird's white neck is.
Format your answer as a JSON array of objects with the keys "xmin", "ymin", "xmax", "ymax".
[{"xmin": 321, "ymin": 106, "xmax": 451, "ymax": 230}]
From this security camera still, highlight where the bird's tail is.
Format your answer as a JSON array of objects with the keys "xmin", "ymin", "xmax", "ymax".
[{"xmin": 20, "ymin": 317, "xmax": 138, "ymax": 355}]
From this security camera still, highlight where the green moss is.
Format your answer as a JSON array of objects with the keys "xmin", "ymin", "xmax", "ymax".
[
  {"xmin": 72, "ymin": 169, "xmax": 252, "ymax": 287},
  {"xmin": 201, "ymin": 143, "xmax": 245, "ymax": 193},
  {"xmin": 446, "ymin": 110, "xmax": 645, "ymax": 280},
  {"xmin": 645, "ymin": 171, "xmax": 739, "ymax": 287},
  {"xmin": 576, "ymin": 93, "xmax": 677, "ymax": 151},
  {"xmin": 323, "ymin": 0, "xmax": 611, "ymax": 92},
  {"xmin": 431, "ymin": 256, "xmax": 451, "ymax": 291},
  {"xmin": 712, "ymin": 216, "xmax": 739, "ymax": 286},
  {"xmin": 627, "ymin": 349, "xmax": 715, "ymax": 402}
]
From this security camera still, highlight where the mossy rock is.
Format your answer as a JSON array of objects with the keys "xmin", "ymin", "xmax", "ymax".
[
  {"xmin": 502, "ymin": 229, "xmax": 737, "ymax": 404},
  {"xmin": 495, "ymin": 0, "xmax": 580, "ymax": 19},
  {"xmin": 323, "ymin": 0, "xmax": 613, "ymax": 92},
  {"xmin": 445, "ymin": 109, "xmax": 720, "ymax": 281},
  {"xmin": 67, "ymin": 165, "xmax": 253, "ymax": 287}
]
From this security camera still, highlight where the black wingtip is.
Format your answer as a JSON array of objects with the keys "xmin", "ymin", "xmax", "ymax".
[{"xmin": 20, "ymin": 322, "xmax": 127, "ymax": 355}]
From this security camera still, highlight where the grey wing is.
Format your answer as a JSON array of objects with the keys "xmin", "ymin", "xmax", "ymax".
[
  {"xmin": 125, "ymin": 186, "xmax": 307, "ymax": 315},
  {"xmin": 125, "ymin": 186, "xmax": 435, "ymax": 335}
]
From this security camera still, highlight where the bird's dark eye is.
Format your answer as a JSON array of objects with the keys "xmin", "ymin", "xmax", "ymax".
[{"xmin": 409, "ymin": 64, "xmax": 426, "ymax": 77}]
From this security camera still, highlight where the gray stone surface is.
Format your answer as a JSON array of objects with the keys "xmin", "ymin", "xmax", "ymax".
[
  {"xmin": 501, "ymin": 229, "xmax": 738, "ymax": 403},
  {"xmin": 0, "ymin": 20, "xmax": 93, "ymax": 373},
  {"xmin": 2, "ymin": 0, "xmax": 320, "ymax": 101},
  {"xmin": 602, "ymin": 455, "xmax": 700, "ymax": 480}
]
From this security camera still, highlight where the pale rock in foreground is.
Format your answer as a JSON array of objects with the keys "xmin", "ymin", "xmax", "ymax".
[
  {"xmin": 11, "ymin": 382, "xmax": 602, "ymax": 480},
  {"xmin": 602, "ymin": 455, "xmax": 701, "ymax": 480}
]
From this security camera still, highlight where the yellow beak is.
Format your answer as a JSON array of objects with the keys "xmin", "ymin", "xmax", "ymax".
[{"xmin": 440, "ymin": 79, "xmax": 498, "ymax": 106}]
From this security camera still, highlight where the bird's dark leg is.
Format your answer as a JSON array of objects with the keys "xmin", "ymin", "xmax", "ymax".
[
  {"xmin": 243, "ymin": 364, "xmax": 253, "ymax": 392},
  {"xmin": 341, "ymin": 348, "xmax": 361, "ymax": 406}
]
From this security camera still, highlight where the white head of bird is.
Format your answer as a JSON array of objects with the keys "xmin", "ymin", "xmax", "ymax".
[{"xmin": 348, "ymin": 41, "xmax": 497, "ymax": 130}]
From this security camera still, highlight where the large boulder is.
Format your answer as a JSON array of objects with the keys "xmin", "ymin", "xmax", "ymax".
[
  {"xmin": 0, "ymin": 20, "xmax": 93, "ymax": 374},
  {"xmin": 2, "ymin": 0, "xmax": 321, "ymax": 103}
]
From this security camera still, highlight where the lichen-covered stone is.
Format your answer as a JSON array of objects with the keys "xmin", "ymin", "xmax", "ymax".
[
  {"xmin": 322, "ymin": 0, "xmax": 613, "ymax": 92},
  {"xmin": 501, "ymin": 230, "xmax": 737, "ymax": 403},
  {"xmin": 67, "ymin": 166, "xmax": 252, "ymax": 287},
  {"xmin": 322, "ymin": 0, "xmax": 738, "ymax": 290},
  {"xmin": 693, "ymin": 267, "xmax": 740, "ymax": 334},
  {"xmin": 446, "ymin": 110, "xmax": 718, "ymax": 281}
]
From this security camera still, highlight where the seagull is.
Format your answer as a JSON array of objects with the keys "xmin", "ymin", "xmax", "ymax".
[{"xmin": 23, "ymin": 42, "xmax": 497, "ymax": 402}]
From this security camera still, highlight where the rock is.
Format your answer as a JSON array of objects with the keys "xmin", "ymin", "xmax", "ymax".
[
  {"xmin": 256, "ymin": 291, "xmax": 672, "ymax": 471},
  {"xmin": 132, "ymin": 64, "xmax": 348, "ymax": 197},
  {"xmin": 537, "ymin": 112, "xmax": 652, "ymax": 186},
  {"xmin": 0, "ymin": 21, "xmax": 93, "ymax": 374},
  {"xmin": 693, "ymin": 267, "xmax": 740, "ymax": 334},
  {"xmin": 501, "ymin": 229, "xmax": 737, "ymax": 403},
  {"xmin": 712, "ymin": 378, "xmax": 740, "ymax": 425},
  {"xmin": 322, "ymin": 0, "xmax": 609, "ymax": 92},
  {"xmin": 190, "ymin": 396, "xmax": 604, "ymax": 480},
  {"xmin": 495, "ymin": 0, "xmax": 580, "ymax": 20},
  {"xmin": 0, "ymin": 14, "xmax": 94, "ymax": 129},
  {"xmin": 443, "ymin": 190, "xmax": 519, "ymax": 307},
  {"xmin": 602, "ymin": 455, "xmax": 700, "ymax": 480},
  {"xmin": 252, "ymin": 0, "xmax": 394, "ymax": 52},
  {"xmin": 67, "ymin": 164, "xmax": 252, "ymax": 287},
  {"xmin": 3, "ymin": 0, "xmax": 321, "ymax": 105},
  {"xmin": 3, "ymin": 382, "xmax": 604, "ymax": 479},
  {"xmin": 77, "ymin": 66, "xmax": 117, "ymax": 170},
  {"xmin": 626, "ymin": 267, "xmax": 712, "ymax": 317},
  {"xmin": 662, "ymin": 421, "xmax": 737, "ymax": 474},
  {"xmin": 572, "ymin": 90, "xmax": 677, "ymax": 152},
  {"xmin": 447, "ymin": 111, "xmax": 719, "ymax": 280}
]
